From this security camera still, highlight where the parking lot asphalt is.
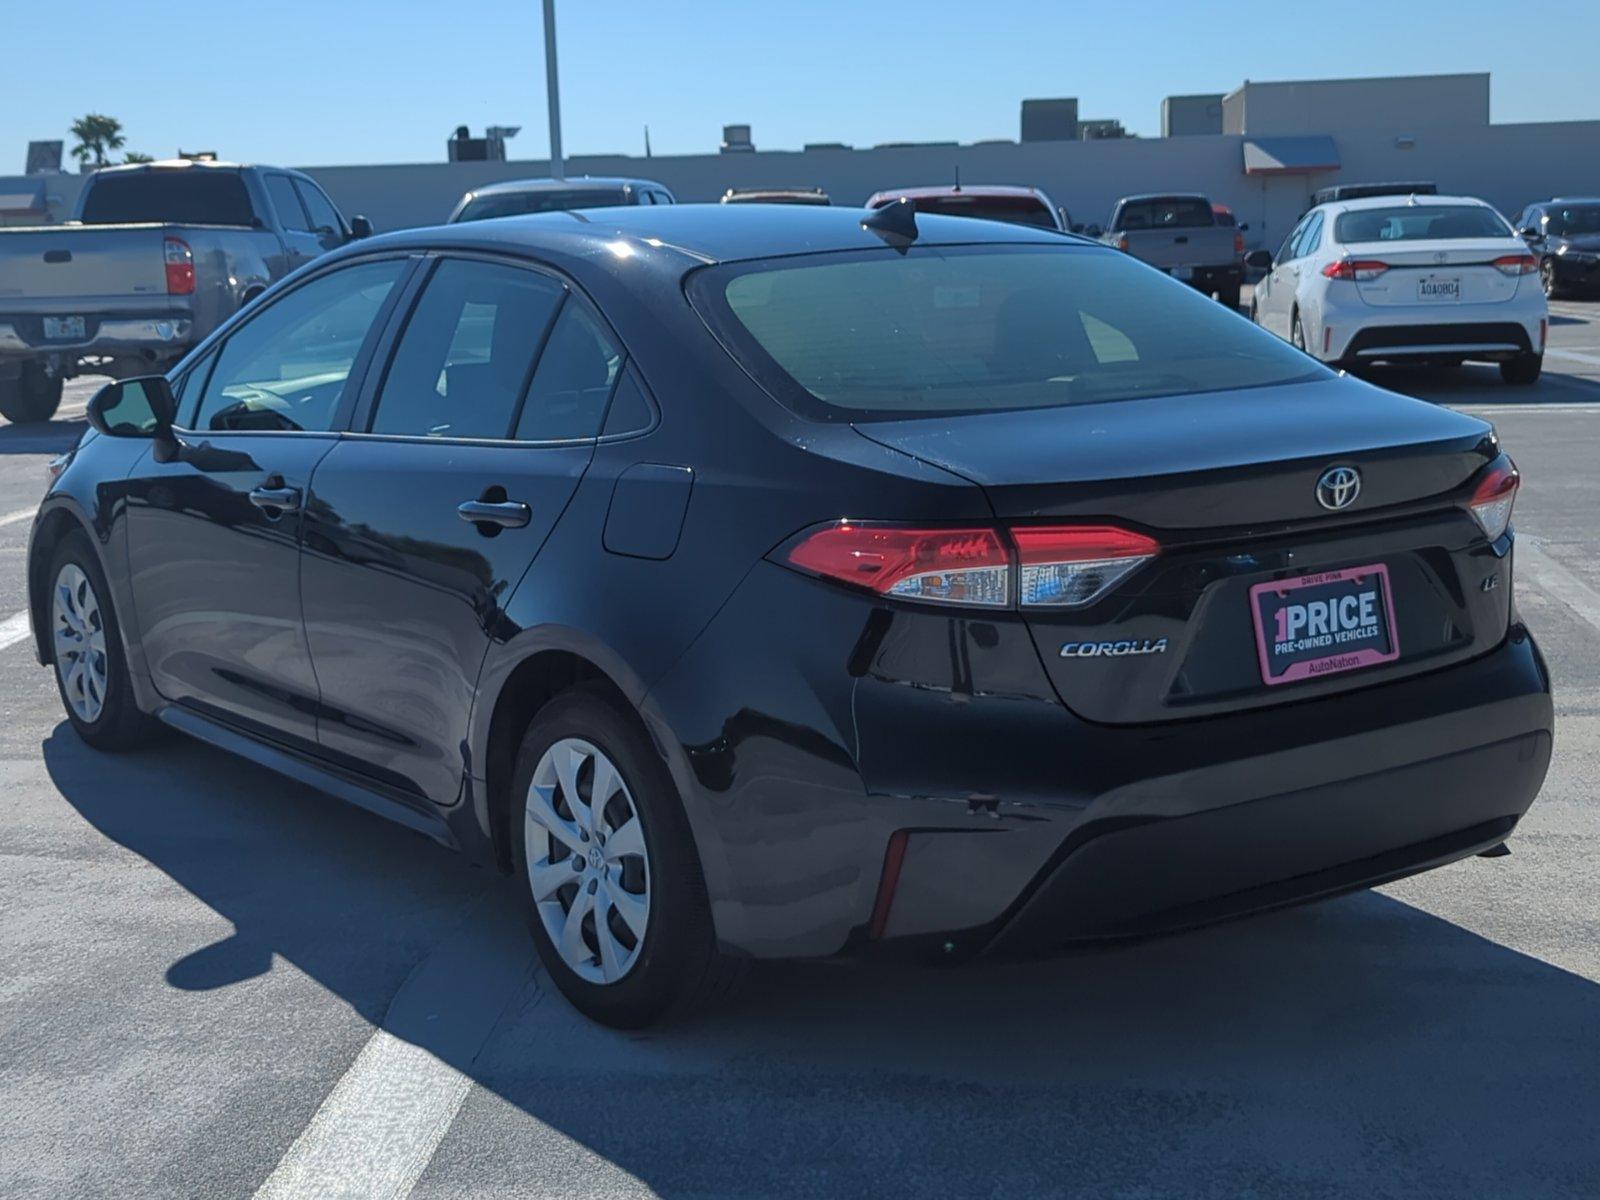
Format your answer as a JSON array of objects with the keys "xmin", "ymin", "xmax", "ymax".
[{"xmin": 2, "ymin": 301, "xmax": 1599, "ymax": 1199}]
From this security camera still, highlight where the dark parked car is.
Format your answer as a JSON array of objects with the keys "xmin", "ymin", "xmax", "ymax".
[
  {"xmin": 721, "ymin": 187, "xmax": 830, "ymax": 205},
  {"xmin": 1308, "ymin": 182, "xmax": 1437, "ymax": 208},
  {"xmin": 448, "ymin": 176, "xmax": 675, "ymax": 223},
  {"xmin": 29, "ymin": 205, "xmax": 1552, "ymax": 1027},
  {"xmin": 865, "ymin": 184, "xmax": 1072, "ymax": 232},
  {"xmin": 1511, "ymin": 197, "xmax": 1600, "ymax": 298}
]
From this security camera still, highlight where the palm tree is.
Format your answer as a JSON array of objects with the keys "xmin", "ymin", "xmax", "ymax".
[
  {"xmin": 69, "ymin": 114, "xmax": 126, "ymax": 171},
  {"xmin": 122, "ymin": 152, "xmax": 154, "ymax": 164}
]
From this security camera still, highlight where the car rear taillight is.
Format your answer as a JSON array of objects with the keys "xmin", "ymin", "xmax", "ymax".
[
  {"xmin": 778, "ymin": 521, "xmax": 1160, "ymax": 609},
  {"xmin": 782, "ymin": 523, "xmax": 1010, "ymax": 607},
  {"xmin": 1011, "ymin": 525, "xmax": 1161, "ymax": 608},
  {"xmin": 1233, "ymin": 231, "xmax": 1246, "ymax": 255},
  {"xmin": 164, "ymin": 237, "xmax": 195, "ymax": 295},
  {"xmin": 1467, "ymin": 458, "xmax": 1519, "ymax": 541},
  {"xmin": 1322, "ymin": 259, "xmax": 1389, "ymax": 281},
  {"xmin": 1492, "ymin": 253, "xmax": 1538, "ymax": 276}
]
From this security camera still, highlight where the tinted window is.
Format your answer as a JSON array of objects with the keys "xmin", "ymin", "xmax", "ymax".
[
  {"xmin": 454, "ymin": 188, "xmax": 627, "ymax": 222},
  {"xmin": 192, "ymin": 259, "xmax": 404, "ymax": 433},
  {"xmin": 170, "ymin": 347, "xmax": 219, "ymax": 426},
  {"xmin": 1116, "ymin": 198, "xmax": 1214, "ymax": 230},
  {"xmin": 905, "ymin": 195, "xmax": 1057, "ymax": 229},
  {"xmin": 514, "ymin": 302, "xmax": 622, "ymax": 440},
  {"xmin": 370, "ymin": 259, "xmax": 562, "ymax": 439},
  {"xmin": 1277, "ymin": 215, "xmax": 1309, "ymax": 263},
  {"xmin": 1550, "ymin": 204, "xmax": 1600, "ymax": 236},
  {"xmin": 1334, "ymin": 205, "xmax": 1510, "ymax": 242},
  {"xmin": 601, "ymin": 368, "xmax": 654, "ymax": 437},
  {"xmin": 81, "ymin": 170, "xmax": 255, "ymax": 226},
  {"xmin": 295, "ymin": 180, "xmax": 343, "ymax": 232},
  {"xmin": 265, "ymin": 175, "xmax": 310, "ymax": 231},
  {"xmin": 696, "ymin": 245, "xmax": 1324, "ymax": 420},
  {"xmin": 1299, "ymin": 212, "xmax": 1324, "ymax": 257}
]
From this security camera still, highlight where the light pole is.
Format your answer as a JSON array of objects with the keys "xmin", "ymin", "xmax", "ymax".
[{"xmin": 543, "ymin": 0, "xmax": 564, "ymax": 180}]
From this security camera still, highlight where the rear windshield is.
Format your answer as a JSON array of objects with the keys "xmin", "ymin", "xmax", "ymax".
[
  {"xmin": 692, "ymin": 245, "xmax": 1325, "ymax": 421},
  {"xmin": 1334, "ymin": 205, "xmax": 1509, "ymax": 243},
  {"xmin": 902, "ymin": 195, "xmax": 1057, "ymax": 229},
  {"xmin": 1115, "ymin": 198, "xmax": 1213, "ymax": 230},
  {"xmin": 1548, "ymin": 205, "xmax": 1600, "ymax": 236},
  {"xmin": 80, "ymin": 170, "xmax": 255, "ymax": 226},
  {"xmin": 454, "ymin": 189, "xmax": 626, "ymax": 222}
]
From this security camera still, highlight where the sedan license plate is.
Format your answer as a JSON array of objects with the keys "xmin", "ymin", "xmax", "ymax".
[
  {"xmin": 43, "ymin": 315, "xmax": 86, "ymax": 340},
  {"xmin": 1249, "ymin": 563, "xmax": 1400, "ymax": 686},
  {"xmin": 1417, "ymin": 276, "xmax": 1460, "ymax": 302}
]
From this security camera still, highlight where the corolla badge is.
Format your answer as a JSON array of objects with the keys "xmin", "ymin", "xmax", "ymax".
[
  {"xmin": 1059, "ymin": 638, "xmax": 1168, "ymax": 659},
  {"xmin": 1315, "ymin": 466, "xmax": 1361, "ymax": 511}
]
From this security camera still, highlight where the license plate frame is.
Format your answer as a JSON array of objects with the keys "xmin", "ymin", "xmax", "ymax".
[
  {"xmin": 1416, "ymin": 276, "xmax": 1461, "ymax": 303},
  {"xmin": 1249, "ymin": 562, "xmax": 1400, "ymax": 687},
  {"xmin": 42, "ymin": 315, "xmax": 86, "ymax": 340}
]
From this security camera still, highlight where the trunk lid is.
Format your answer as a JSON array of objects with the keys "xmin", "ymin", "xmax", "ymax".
[
  {"xmin": 0, "ymin": 225, "xmax": 172, "ymax": 303},
  {"xmin": 1340, "ymin": 239, "xmax": 1526, "ymax": 307},
  {"xmin": 853, "ymin": 375, "xmax": 1508, "ymax": 723}
]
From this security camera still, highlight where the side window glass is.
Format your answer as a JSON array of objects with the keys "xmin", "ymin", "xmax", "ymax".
[
  {"xmin": 192, "ymin": 259, "xmax": 405, "ymax": 433},
  {"xmin": 1277, "ymin": 217, "xmax": 1307, "ymax": 263},
  {"xmin": 265, "ymin": 174, "xmax": 311, "ymax": 232},
  {"xmin": 1300, "ymin": 213, "xmax": 1324, "ymax": 257},
  {"xmin": 295, "ymin": 180, "xmax": 343, "ymax": 233},
  {"xmin": 370, "ymin": 259, "xmax": 563, "ymax": 439},
  {"xmin": 600, "ymin": 366, "xmax": 654, "ymax": 437},
  {"xmin": 514, "ymin": 301, "xmax": 622, "ymax": 441},
  {"xmin": 171, "ymin": 346, "xmax": 219, "ymax": 427}
]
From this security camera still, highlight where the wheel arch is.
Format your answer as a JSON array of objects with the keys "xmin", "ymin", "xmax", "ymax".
[{"xmin": 27, "ymin": 502, "xmax": 98, "ymax": 665}]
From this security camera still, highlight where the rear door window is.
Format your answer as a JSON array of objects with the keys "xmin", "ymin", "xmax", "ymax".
[
  {"xmin": 513, "ymin": 302, "xmax": 623, "ymax": 441},
  {"xmin": 80, "ymin": 169, "xmax": 255, "ymax": 226},
  {"xmin": 295, "ymin": 180, "xmax": 344, "ymax": 234},
  {"xmin": 1333, "ymin": 205, "xmax": 1510, "ymax": 242},
  {"xmin": 1117, "ymin": 198, "xmax": 1213, "ymax": 230},
  {"xmin": 369, "ymin": 259, "xmax": 564, "ymax": 439},
  {"xmin": 265, "ymin": 174, "xmax": 312, "ymax": 231}
]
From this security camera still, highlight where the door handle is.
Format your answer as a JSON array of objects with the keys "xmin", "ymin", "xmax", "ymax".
[
  {"xmin": 457, "ymin": 499, "xmax": 531, "ymax": 529},
  {"xmin": 248, "ymin": 484, "xmax": 301, "ymax": 513}
]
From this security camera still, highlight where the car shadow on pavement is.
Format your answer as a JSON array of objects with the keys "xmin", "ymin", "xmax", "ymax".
[
  {"xmin": 0, "ymin": 416, "xmax": 87, "ymax": 455},
  {"xmin": 43, "ymin": 725, "xmax": 1600, "ymax": 1199},
  {"xmin": 1358, "ymin": 361, "xmax": 1600, "ymax": 406}
]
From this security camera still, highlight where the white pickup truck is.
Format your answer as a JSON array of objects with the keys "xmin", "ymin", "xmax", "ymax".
[
  {"xmin": 1101, "ymin": 193, "xmax": 1244, "ymax": 309},
  {"xmin": 0, "ymin": 159, "xmax": 370, "ymax": 423}
]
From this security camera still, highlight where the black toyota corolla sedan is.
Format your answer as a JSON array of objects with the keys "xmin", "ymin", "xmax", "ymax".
[{"xmin": 28, "ymin": 203, "xmax": 1553, "ymax": 1026}]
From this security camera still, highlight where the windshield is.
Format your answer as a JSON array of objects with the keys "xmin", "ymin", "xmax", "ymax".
[
  {"xmin": 902, "ymin": 195, "xmax": 1057, "ymax": 229},
  {"xmin": 80, "ymin": 170, "xmax": 255, "ymax": 226},
  {"xmin": 1549, "ymin": 205, "xmax": 1600, "ymax": 236},
  {"xmin": 1116, "ymin": 198, "xmax": 1213, "ymax": 230},
  {"xmin": 693, "ymin": 245, "xmax": 1325, "ymax": 421},
  {"xmin": 455, "ymin": 188, "xmax": 626, "ymax": 222},
  {"xmin": 1334, "ymin": 205, "xmax": 1510, "ymax": 243}
]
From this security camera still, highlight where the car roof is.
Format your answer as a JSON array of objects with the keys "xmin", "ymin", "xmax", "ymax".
[
  {"xmin": 1115, "ymin": 193, "xmax": 1210, "ymax": 205},
  {"xmin": 466, "ymin": 176, "xmax": 666, "ymax": 198},
  {"xmin": 351, "ymin": 202, "xmax": 1083, "ymax": 272},
  {"xmin": 1543, "ymin": 196, "xmax": 1600, "ymax": 204},
  {"xmin": 867, "ymin": 184, "xmax": 1047, "ymax": 202}
]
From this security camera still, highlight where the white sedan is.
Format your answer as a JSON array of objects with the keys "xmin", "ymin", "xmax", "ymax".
[{"xmin": 1248, "ymin": 194, "xmax": 1547, "ymax": 384}]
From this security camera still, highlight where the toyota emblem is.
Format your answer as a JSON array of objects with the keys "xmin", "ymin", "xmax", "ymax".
[{"xmin": 1316, "ymin": 466, "xmax": 1361, "ymax": 511}]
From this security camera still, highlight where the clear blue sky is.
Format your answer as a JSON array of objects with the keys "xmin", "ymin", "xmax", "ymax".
[{"xmin": 6, "ymin": 0, "xmax": 1599, "ymax": 168}]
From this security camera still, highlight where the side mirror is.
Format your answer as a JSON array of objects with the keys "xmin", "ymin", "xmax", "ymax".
[
  {"xmin": 1244, "ymin": 249, "xmax": 1274, "ymax": 270},
  {"xmin": 1084, "ymin": 224, "xmax": 1103, "ymax": 239},
  {"xmin": 86, "ymin": 376, "xmax": 177, "ymax": 439},
  {"xmin": 349, "ymin": 215, "xmax": 373, "ymax": 240}
]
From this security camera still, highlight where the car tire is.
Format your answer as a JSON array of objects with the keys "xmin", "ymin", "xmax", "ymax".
[
  {"xmin": 1290, "ymin": 311, "xmax": 1309, "ymax": 353},
  {"xmin": 1540, "ymin": 260, "xmax": 1563, "ymax": 301},
  {"xmin": 1500, "ymin": 354, "xmax": 1543, "ymax": 386},
  {"xmin": 509, "ymin": 686, "xmax": 744, "ymax": 1028},
  {"xmin": 0, "ymin": 364, "xmax": 64, "ymax": 425},
  {"xmin": 46, "ymin": 529, "xmax": 161, "ymax": 750},
  {"xmin": 1218, "ymin": 283, "xmax": 1242, "ymax": 312}
]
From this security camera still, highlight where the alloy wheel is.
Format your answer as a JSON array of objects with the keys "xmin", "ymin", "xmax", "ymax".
[
  {"xmin": 524, "ymin": 737, "xmax": 652, "ymax": 984},
  {"xmin": 52, "ymin": 562, "xmax": 108, "ymax": 723},
  {"xmin": 1541, "ymin": 261, "xmax": 1556, "ymax": 299}
]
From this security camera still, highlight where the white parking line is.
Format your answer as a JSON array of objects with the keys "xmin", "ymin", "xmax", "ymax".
[
  {"xmin": 1519, "ymin": 540, "xmax": 1600, "ymax": 633},
  {"xmin": 252, "ymin": 897, "xmax": 535, "ymax": 1200},
  {"xmin": 0, "ymin": 610, "xmax": 32, "ymax": 652},
  {"xmin": 0, "ymin": 507, "xmax": 37, "ymax": 528}
]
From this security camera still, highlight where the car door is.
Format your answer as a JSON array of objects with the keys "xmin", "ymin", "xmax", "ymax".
[
  {"xmin": 299, "ymin": 254, "xmax": 623, "ymax": 804},
  {"xmin": 263, "ymin": 172, "xmax": 326, "ymax": 271},
  {"xmin": 123, "ymin": 256, "xmax": 413, "ymax": 752},
  {"xmin": 292, "ymin": 176, "xmax": 350, "ymax": 255},
  {"xmin": 1257, "ymin": 214, "xmax": 1309, "ymax": 337},
  {"xmin": 1287, "ymin": 211, "xmax": 1324, "ymax": 342}
]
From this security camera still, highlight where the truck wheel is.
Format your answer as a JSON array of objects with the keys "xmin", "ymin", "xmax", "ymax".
[{"xmin": 0, "ymin": 364, "xmax": 64, "ymax": 425}]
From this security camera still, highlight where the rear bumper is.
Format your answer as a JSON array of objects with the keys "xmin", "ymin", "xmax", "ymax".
[
  {"xmin": 0, "ymin": 313, "xmax": 195, "ymax": 373},
  {"xmin": 1315, "ymin": 282, "xmax": 1545, "ymax": 364},
  {"xmin": 862, "ymin": 626, "xmax": 1551, "ymax": 957}
]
